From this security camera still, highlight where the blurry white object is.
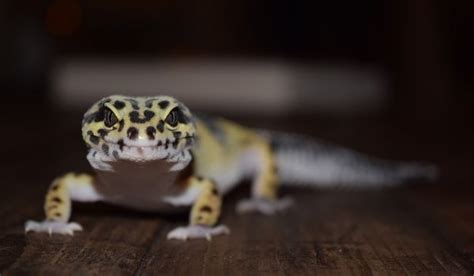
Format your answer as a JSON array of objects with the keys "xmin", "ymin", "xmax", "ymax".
[{"xmin": 52, "ymin": 58, "xmax": 387, "ymax": 115}]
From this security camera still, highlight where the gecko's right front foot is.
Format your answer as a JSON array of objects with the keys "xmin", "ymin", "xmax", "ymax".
[{"xmin": 25, "ymin": 220, "xmax": 83, "ymax": 236}]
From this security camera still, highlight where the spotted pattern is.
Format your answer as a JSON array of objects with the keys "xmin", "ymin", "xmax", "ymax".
[
  {"xmin": 158, "ymin": 100, "xmax": 169, "ymax": 109},
  {"xmin": 81, "ymin": 95, "xmax": 197, "ymax": 163},
  {"xmin": 129, "ymin": 110, "xmax": 155, "ymax": 123}
]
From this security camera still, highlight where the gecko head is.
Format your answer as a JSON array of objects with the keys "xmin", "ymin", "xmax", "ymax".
[{"xmin": 81, "ymin": 95, "xmax": 197, "ymax": 163}]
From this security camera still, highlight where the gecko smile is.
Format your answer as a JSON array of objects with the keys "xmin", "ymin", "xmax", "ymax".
[{"xmin": 99, "ymin": 135, "xmax": 196, "ymax": 163}]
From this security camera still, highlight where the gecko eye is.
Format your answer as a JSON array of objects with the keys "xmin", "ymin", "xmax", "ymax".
[
  {"xmin": 104, "ymin": 107, "xmax": 118, "ymax": 127},
  {"xmin": 165, "ymin": 107, "xmax": 181, "ymax": 128}
]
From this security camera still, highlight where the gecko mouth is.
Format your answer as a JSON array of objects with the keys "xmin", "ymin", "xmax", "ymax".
[
  {"xmin": 88, "ymin": 135, "xmax": 195, "ymax": 170},
  {"xmin": 106, "ymin": 135, "xmax": 195, "ymax": 152},
  {"xmin": 94, "ymin": 135, "xmax": 196, "ymax": 163}
]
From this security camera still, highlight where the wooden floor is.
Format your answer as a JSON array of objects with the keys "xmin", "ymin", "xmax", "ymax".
[{"xmin": 0, "ymin": 109, "xmax": 473, "ymax": 275}]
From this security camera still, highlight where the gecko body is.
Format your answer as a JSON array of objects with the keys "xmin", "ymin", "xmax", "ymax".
[{"xmin": 25, "ymin": 95, "xmax": 437, "ymax": 239}]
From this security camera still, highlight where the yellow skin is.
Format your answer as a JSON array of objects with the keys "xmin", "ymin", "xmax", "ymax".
[{"xmin": 26, "ymin": 95, "xmax": 287, "ymax": 240}]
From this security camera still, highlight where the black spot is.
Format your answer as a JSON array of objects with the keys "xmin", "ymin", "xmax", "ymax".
[
  {"xmin": 127, "ymin": 127, "xmax": 139, "ymax": 140},
  {"xmin": 172, "ymin": 139, "xmax": 179, "ymax": 149},
  {"xmin": 118, "ymin": 139, "xmax": 125, "ymax": 151},
  {"xmin": 145, "ymin": 99, "xmax": 155, "ymax": 108},
  {"xmin": 118, "ymin": 120, "xmax": 125, "ymax": 132},
  {"xmin": 92, "ymin": 151, "xmax": 97, "ymax": 157},
  {"xmin": 112, "ymin": 150, "xmax": 120, "ymax": 159},
  {"xmin": 158, "ymin": 100, "xmax": 169, "ymax": 109},
  {"xmin": 50, "ymin": 184, "xmax": 59, "ymax": 191},
  {"xmin": 200, "ymin": 205, "xmax": 212, "ymax": 213},
  {"xmin": 82, "ymin": 113, "xmax": 96, "ymax": 124},
  {"xmin": 185, "ymin": 136, "xmax": 194, "ymax": 147},
  {"xmin": 157, "ymin": 140, "xmax": 163, "ymax": 146},
  {"xmin": 102, "ymin": 144, "xmax": 109, "ymax": 155},
  {"xmin": 51, "ymin": 197, "xmax": 62, "ymax": 204},
  {"xmin": 164, "ymin": 139, "xmax": 169, "ymax": 149},
  {"xmin": 129, "ymin": 110, "xmax": 155, "ymax": 123},
  {"xmin": 146, "ymin": 126, "xmax": 156, "ymax": 140},
  {"xmin": 211, "ymin": 188, "xmax": 219, "ymax": 195},
  {"xmin": 144, "ymin": 110, "xmax": 155, "ymax": 119},
  {"xmin": 113, "ymin": 100, "xmax": 125, "ymax": 109},
  {"xmin": 173, "ymin": 131, "xmax": 182, "ymax": 139},
  {"xmin": 88, "ymin": 131, "xmax": 100, "ymax": 145},
  {"xmin": 98, "ymin": 128, "xmax": 109, "ymax": 138},
  {"xmin": 125, "ymin": 98, "xmax": 140, "ymax": 110},
  {"xmin": 54, "ymin": 212, "xmax": 62, "ymax": 217},
  {"xmin": 129, "ymin": 111, "xmax": 140, "ymax": 123},
  {"xmin": 156, "ymin": 120, "xmax": 165, "ymax": 133}
]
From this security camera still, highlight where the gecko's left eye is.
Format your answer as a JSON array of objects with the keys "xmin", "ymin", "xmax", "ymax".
[
  {"xmin": 165, "ymin": 107, "xmax": 181, "ymax": 128},
  {"xmin": 104, "ymin": 107, "xmax": 118, "ymax": 128}
]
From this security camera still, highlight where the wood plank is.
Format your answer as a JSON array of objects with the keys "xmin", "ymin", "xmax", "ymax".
[
  {"xmin": 4, "ymin": 212, "xmax": 162, "ymax": 275},
  {"xmin": 132, "ymin": 188, "xmax": 473, "ymax": 275}
]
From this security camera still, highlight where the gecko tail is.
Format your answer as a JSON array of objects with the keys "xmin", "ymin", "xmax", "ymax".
[{"xmin": 261, "ymin": 131, "xmax": 438, "ymax": 188}]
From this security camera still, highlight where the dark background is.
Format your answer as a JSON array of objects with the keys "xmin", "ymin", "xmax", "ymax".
[
  {"xmin": 0, "ymin": 0, "xmax": 472, "ymax": 123},
  {"xmin": 0, "ymin": 1, "xmax": 473, "ymax": 274}
]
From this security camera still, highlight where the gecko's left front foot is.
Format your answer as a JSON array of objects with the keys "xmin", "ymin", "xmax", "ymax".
[
  {"xmin": 167, "ymin": 225, "xmax": 230, "ymax": 241},
  {"xmin": 236, "ymin": 196, "xmax": 294, "ymax": 215},
  {"xmin": 25, "ymin": 220, "xmax": 83, "ymax": 236}
]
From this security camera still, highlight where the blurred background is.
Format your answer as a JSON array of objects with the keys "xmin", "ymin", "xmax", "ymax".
[
  {"xmin": 1, "ymin": 0, "xmax": 472, "ymax": 121},
  {"xmin": 0, "ymin": 0, "xmax": 472, "ymax": 181}
]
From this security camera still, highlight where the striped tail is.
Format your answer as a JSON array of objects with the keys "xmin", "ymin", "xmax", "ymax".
[{"xmin": 261, "ymin": 131, "xmax": 438, "ymax": 187}]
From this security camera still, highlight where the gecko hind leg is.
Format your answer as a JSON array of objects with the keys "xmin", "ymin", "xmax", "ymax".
[{"xmin": 236, "ymin": 141, "xmax": 294, "ymax": 215}]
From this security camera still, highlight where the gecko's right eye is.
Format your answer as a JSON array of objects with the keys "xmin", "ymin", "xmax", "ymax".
[{"xmin": 104, "ymin": 107, "xmax": 118, "ymax": 128}]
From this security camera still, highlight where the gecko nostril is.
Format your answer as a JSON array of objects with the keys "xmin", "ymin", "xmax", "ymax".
[
  {"xmin": 127, "ymin": 127, "xmax": 138, "ymax": 140},
  {"xmin": 146, "ymin": 126, "xmax": 156, "ymax": 140}
]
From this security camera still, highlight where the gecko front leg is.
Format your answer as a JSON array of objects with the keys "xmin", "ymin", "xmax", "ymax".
[
  {"xmin": 164, "ymin": 176, "xmax": 229, "ymax": 240},
  {"xmin": 25, "ymin": 172, "xmax": 102, "ymax": 235}
]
